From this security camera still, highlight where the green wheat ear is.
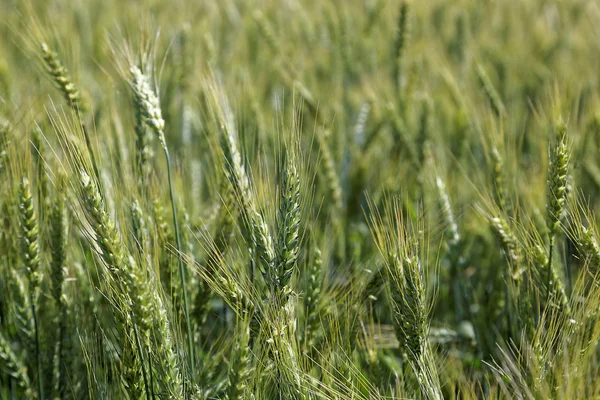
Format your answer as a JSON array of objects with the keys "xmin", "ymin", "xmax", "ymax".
[
  {"xmin": 19, "ymin": 178, "xmax": 40, "ymax": 291},
  {"xmin": 18, "ymin": 177, "xmax": 43, "ymax": 399},
  {"xmin": 546, "ymin": 119, "xmax": 569, "ymax": 238},
  {"xmin": 130, "ymin": 66, "xmax": 165, "ymax": 143},
  {"xmin": 545, "ymin": 118, "xmax": 569, "ymax": 305},
  {"xmin": 274, "ymin": 154, "xmax": 301, "ymax": 296},
  {"xmin": 41, "ymin": 43, "xmax": 85, "ymax": 112}
]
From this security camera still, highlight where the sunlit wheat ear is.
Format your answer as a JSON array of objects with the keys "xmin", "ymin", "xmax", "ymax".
[
  {"xmin": 219, "ymin": 110, "xmax": 275, "ymax": 282},
  {"xmin": 129, "ymin": 65, "xmax": 194, "ymax": 375},
  {"xmin": 130, "ymin": 65, "xmax": 165, "ymax": 144}
]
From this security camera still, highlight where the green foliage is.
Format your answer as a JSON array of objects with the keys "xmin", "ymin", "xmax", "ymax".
[{"xmin": 2, "ymin": 0, "xmax": 600, "ymax": 398}]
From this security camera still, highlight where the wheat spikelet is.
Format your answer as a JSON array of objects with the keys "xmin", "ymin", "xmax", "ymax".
[
  {"xmin": 274, "ymin": 155, "xmax": 301, "ymax": 295},
  {"xmin": 546, "ymin": 119, "xmax": 569, "ymax": 237}
]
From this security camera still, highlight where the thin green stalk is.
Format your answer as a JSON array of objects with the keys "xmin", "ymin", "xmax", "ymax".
[{"xmin": 30, "ymin": 296, "xmax": 43, "ymax": 400}]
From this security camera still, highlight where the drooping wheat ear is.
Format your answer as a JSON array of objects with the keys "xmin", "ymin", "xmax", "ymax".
[
  {"xmin": 489, "ymin": 216, "xmax": 522, "ymax": 282},
  {"xmin": 130, "ymin": 65, "xmax": 194, "ymax": 375},
  {"xmin": 225, "ymin": 317, "xmax": 252, "ymax": 400},
  {"xmin": 304, "ymin": 245, "xmax": 323, "ymax": 350},
  {"xmin": 41, "ymin": 43, "xmax": 85, "ymax": 111},
  {"xmin": 18, "ymin": 177, "xmax": 43, "ymax": 399},
  {"xmin": 220, "ymin": 123, "xmax": 252, "ymax": 214},
  {"xmin": 392, "ymin": 0, "xmax": 410, "ymax": 93},
  {"xmin": 274, "ymin": 155, "xmax": 301, "ymax": 296},
  {"xmin": 476, "ymin": 63, "xmax": 505, "ymax": 118},
  {"xmin": 40, "ymin": 43, "xmax": 100, "ymax": 184},
  {"xmin": 491, "ymin": 147, "xmax": 509, "ymax": 212},
  {"xmin": 0, "ymin": 332, "xmax": 34, "ymax": 398},
  {"xmin": 80, "ymin": 171, "xmax": 125, "ymax": 271},
  {"xmin": 220, "ymin": 122, "xmax": 275, "ymax": 281}
]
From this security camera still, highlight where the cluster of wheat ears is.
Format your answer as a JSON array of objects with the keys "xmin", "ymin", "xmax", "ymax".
[{"xmin": 2, "ymin": 0, "xmax": 600, "ymax": 398}]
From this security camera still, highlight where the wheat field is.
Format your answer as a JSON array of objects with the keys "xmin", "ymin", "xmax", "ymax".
[{"xmin": 2, "ymin": 0, "xmax": 600, "ymax": 398}]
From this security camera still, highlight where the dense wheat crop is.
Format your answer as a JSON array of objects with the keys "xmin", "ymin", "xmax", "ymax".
[{"xmin": 2, "ymin": 0, "xmax": 600, "ymax": 398}]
